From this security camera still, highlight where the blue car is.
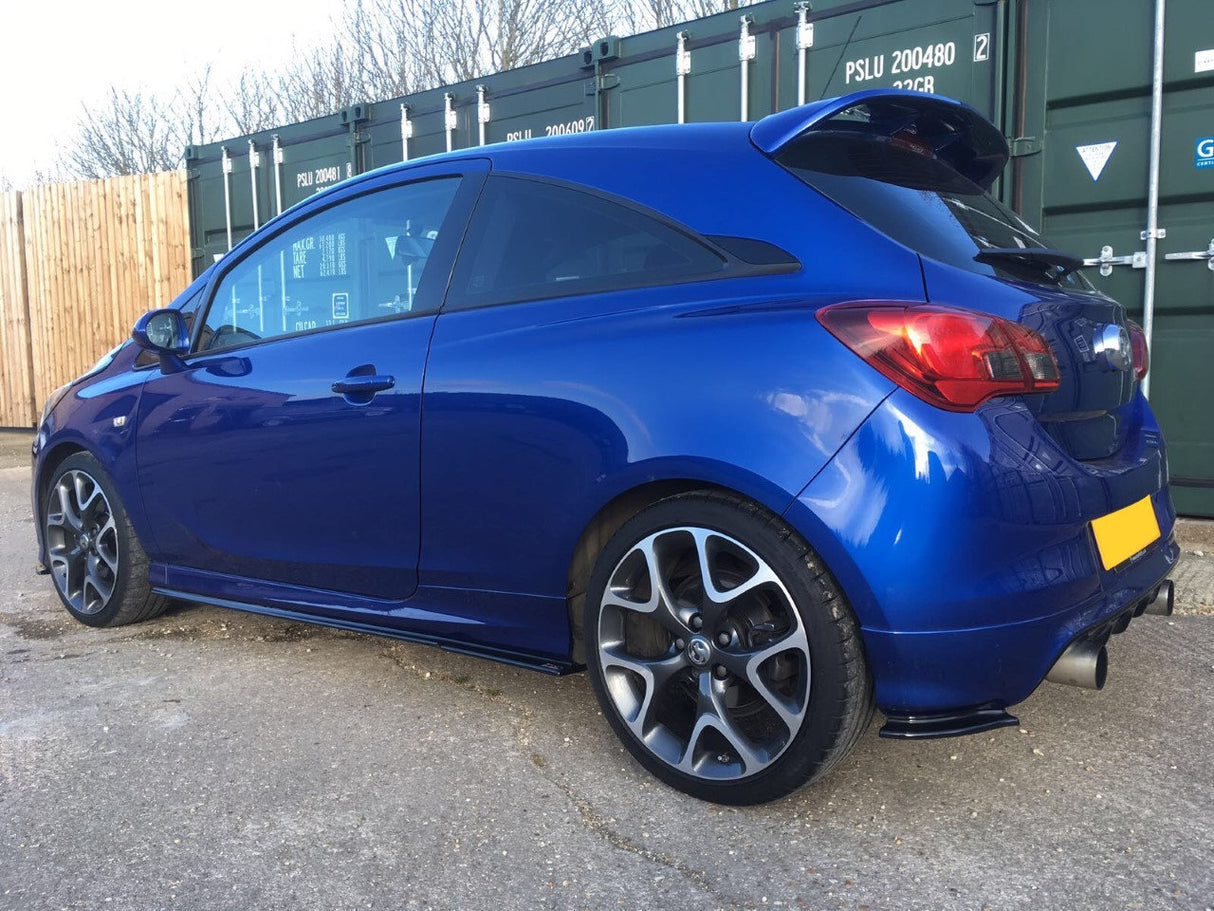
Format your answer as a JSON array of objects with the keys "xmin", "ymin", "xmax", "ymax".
[{"xmin": 32, "ymin": 90, "xmax": 1177, "ymax": 804}]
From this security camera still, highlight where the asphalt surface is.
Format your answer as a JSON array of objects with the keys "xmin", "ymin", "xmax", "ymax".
[{"xmin": 2, "ymin": 430, "xmax": 1212, "ymax": 911}]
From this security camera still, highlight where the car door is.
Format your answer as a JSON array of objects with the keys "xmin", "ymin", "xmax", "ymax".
[{"xmin": 135, "ymin": 160, "xmax": 486, "ymax": 603}]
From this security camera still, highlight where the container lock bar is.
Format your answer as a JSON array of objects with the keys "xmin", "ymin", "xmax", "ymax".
[
  {"xmin": 739, "ymin": 16, "xmax": 756, "ymax": 122},
  {"xmin": 247, "ymin": 140, "xmax": 260, "ymax": 231},
  {"xmin": 221, "ymin": 146, "xmax": 233, "ymax": 252},
  {"xmin": 444, "ymin": 93, "xmax": 457, "ymax": 153},
  {"xmin": 795, "ymin": 3, "xmax": 813, "ymax": 107},
  {"xmin": 400, "ymin": 105, "xmax": 413, "ymax": 162},
  {"xmin": 1140, "ymin": 0, "xmax": 1167, "ymax": 399},
  {"xmin": 272, "ymin": 135, "xmax": 284, "ymax": 216},
  {"xmin": 476, "ymin": 86, "xmax": 490, "ymax": 146},
  {"xmin": 675, "ymin": 32, "xmax": 691, "ymax": 124}
]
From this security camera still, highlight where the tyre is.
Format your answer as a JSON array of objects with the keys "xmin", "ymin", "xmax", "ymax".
[
  {"xmin": 585, "ymin": 491, "xmax": 873, "ymax": 804},
  {"xmin": 44, "ymin": 452, "xmax": 169, "ymax": 628}
]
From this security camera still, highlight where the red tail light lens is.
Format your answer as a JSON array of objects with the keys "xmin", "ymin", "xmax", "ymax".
[
  {"xmin": 817, "ymin": 302, "xmax": 1061, "ymax": 412},
  {"xmin": 1127, "ymin": 320, "xmax": 1149, "ymax": 381}
]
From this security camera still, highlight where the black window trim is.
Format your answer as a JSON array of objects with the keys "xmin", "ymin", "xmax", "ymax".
[
  {"xmin": 440, "ymin": 171, "xmax": 801, "ymax": 313},
  {"xmin": 182, "ymin": 162, "xmax": 489, "ymax": 360}
]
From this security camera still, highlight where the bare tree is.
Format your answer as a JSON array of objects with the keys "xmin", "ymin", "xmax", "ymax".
[
  {"xmin": 223, "ymin": 67, "xmax": 284, "ymax": 135},
  {"xmin": 29, "ymin": 162, "xmax": 72, "ymax": 185},
  {"xmin": 179, "ymin": 65, "xmax": 228, "ymax": 147},
  {"xmin": 62, "ymin": 87, "xmax": 189, "ymax": 179},
  {"xmin": 275, "ymin": 38, "xmax": 362, "ymax": 122},
  {"xmin": 53, "ymin": 0, "xmax": 760, "ymax": 179},
  {"xmin": 342, "ymin": 0, "xmax": 611, "ymax": 98},
  {"xmin": 610, "ymin": 0, "xmax": 751, "ymax": 32}
]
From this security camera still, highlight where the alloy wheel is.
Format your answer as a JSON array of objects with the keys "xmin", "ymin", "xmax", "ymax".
[
  {"xmin": 46, "ymin": 469, "xmax": 120, "ymax": 615},
  {"xmin": 596, "ymin": 526, "xmax": 811, "ymax": 781}
]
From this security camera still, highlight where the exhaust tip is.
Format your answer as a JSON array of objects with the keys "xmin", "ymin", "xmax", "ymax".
[
  {"xmin": 1143, "ymin": 580, "xmax": 1174, "ymax": 616},
  {"xmin": 1046, "ymin": 640, "xmax": 1108, "ymax": 690},
  {"xmin": 1093, "ymin": 645, "xmax": 1108, "ymax": 690}
]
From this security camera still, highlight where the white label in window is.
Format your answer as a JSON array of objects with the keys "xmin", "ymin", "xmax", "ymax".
[{"xmin": 332, "ymin": 292, "xmax": 350, "ymax": 320}]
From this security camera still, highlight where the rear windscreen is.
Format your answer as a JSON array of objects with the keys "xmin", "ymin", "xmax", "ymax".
[{"xmin": 778, "ymin": 133, "xmax": 1094, "ymax": 291}]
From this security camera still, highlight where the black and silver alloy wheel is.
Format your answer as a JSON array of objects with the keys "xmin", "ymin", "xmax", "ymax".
[
  {"xmin": 597, "ymin": 527, "xmax": 811, "ymax": 780},
  {"xmin": 46, "ymin": 469, "xmax": 120, "ymax": 615},
  {"xmin": 43, "ymin": 452, "xmax": 168, "ymax": 628},
  {"xmin": 586, "ymin": 492, "xmax": 873, "ymax": 805}
]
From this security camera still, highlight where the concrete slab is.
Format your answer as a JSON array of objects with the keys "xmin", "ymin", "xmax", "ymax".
[{"xmin": 2, "ymin": 438, "xmax": 1212, "ymax": 910}]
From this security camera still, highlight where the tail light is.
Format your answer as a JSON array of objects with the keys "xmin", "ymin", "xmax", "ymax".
[
  {"xmin": 1127, "ymin": 320, "xmax": 1149, "ymax": 381},
  {"xmin": 817, "ymin": 302, "xmax": 1061, "ymax": 412}
]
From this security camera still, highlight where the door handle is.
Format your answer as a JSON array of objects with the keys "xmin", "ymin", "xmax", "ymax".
[{"xmin": 331, "ymin": 375, "xmax": 396, "ymax": 395}]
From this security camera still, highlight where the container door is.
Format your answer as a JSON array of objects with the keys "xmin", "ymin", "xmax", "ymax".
[
  {"xmin": 1020, "ymin": 0, "xmax": 1214, "ymax": 516},
  {"xmin": 598, "ymin": 0, "xmax": 1002, "ymax": 130},
  {"xmin": 186, "ymin": 114, "xmax": 358, "ymax": 278}
]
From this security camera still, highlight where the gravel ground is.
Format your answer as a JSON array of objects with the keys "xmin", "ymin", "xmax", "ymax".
[{"xmin": 2, "ymin": 431, "xmax": 1212, "ymax": 911}]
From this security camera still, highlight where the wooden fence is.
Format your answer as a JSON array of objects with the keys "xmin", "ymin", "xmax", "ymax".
[
  {"xmin": 0, "ymin": 192, "xmax": 36, "ymax": 428},
  {"xmin": 0, "ymin": 171, "xmax": 190, "ymax": 428}
]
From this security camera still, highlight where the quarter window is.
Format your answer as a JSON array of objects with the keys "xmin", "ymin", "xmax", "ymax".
[
  {"xmin": 196, "ymin": 177, "xmax": 460, "ymax": 352},
  {"xmin": 447, "ymin": 176, "xmax": 726, "ymax": 309}
]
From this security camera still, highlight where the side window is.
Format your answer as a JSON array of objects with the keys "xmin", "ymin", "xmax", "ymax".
[
  {"xmin": 447, "ymin": 176, "xmax": 726, "ymax": 309},
  {"xmin": 195, "ymin": 177, "xmax": 460, "ymax": 352}
]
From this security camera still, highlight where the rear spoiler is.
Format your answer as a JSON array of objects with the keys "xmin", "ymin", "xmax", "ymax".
[{"xmin": 750, "ymin": 89, "xmax": 1009, "ymax": 191}]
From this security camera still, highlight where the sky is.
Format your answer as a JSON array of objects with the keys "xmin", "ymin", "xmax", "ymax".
[{"xmin": 0, "ymin": 0, "xmax": 339, "ymax": 186}]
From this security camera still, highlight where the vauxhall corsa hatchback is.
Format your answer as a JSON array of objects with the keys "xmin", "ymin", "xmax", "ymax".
[{"xmin": 33, "ymin": 90, "xmax": 1178, "ymax": 804}]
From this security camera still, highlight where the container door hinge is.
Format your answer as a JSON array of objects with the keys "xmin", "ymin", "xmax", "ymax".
[
  {"xmin": 1008, "ymin": 136, "xmax": 1041, "ymax": 157},
  {"xmin": 1163, "ymin": 238, "xmax": 1214, "ymax": 271},
  {"xmin": 1083, "ymin": 245, "xmax": 1148, "ymax": 277}
]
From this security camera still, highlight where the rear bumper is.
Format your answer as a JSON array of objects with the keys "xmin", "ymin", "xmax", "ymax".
[
  {"xmin": 863, "ymin": 537, "xmax": 1176, "ymax": 728},
  {"xmin": 784, "ymin": 389, "xmax": 1178, "ymax": 723}
]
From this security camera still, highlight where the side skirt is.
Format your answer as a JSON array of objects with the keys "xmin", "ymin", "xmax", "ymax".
[{"xmin": 154, "ymin": 587, "xmax": 582, "ymax": 676}]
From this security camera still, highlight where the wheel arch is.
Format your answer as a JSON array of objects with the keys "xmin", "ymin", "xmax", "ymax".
[
  {"xmin": 34, "ymin": 441, "xmax": 89, "ymax": 526},
  {"xmin": 565, "ymin": 478, "xmax": 794, "ymax": 664}
]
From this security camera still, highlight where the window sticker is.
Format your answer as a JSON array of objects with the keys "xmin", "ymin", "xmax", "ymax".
[{"xmin": 332, "ymin": 292, "xmax": 350, "ymax": 320}]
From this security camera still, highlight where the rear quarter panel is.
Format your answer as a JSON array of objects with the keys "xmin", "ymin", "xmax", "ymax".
[{"xmin": 419, "ymin": 277, "xmax": 902, "ymax": 598}]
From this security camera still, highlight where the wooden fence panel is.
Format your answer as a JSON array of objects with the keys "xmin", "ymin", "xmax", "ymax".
[
  {"xmin": 20, "ymin": 171, "xmax": 191, "ymax": 418},
  {"xmin": 0, "ymin": 192, "xmax": 36, "ymax": 428}
]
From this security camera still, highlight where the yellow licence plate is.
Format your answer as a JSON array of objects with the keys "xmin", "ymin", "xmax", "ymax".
[{"xmin": 1091, "ymin": 495, "xmax": 1161, "ymax": 571}]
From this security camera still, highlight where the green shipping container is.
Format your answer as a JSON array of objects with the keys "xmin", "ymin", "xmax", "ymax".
[{"xmin": 186, "ymin": 0, "xmax": 1214, "ymax": 514}]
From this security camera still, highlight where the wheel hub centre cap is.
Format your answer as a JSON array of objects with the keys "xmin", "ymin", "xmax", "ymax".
[
  {"xmin": 78, "ymin": 533, "xmax": 91, "ymax": 550},
  {"xmin": 686, "ymin": 636, "xmax": 712, "ymax": 667}
]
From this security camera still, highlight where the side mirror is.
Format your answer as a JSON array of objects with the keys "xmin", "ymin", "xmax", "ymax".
[{"xmin": 132, "ymin": 309, "xmax": 189, "ymax": 371}]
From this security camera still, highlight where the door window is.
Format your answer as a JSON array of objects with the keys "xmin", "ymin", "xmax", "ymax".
[{"xmin": 196, "ymin": 177, "xmax": 460, "ymax": 352}]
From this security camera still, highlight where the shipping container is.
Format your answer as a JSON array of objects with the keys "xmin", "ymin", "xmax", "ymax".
[{"xmin": 185, "ymin": 0, "xmax": 1214, "ymax": 515}]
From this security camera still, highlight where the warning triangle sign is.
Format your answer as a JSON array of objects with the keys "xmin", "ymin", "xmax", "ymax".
[{"xmin": 1076, "ymin": 141, "xmax": 1118, "ymax": 181}]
